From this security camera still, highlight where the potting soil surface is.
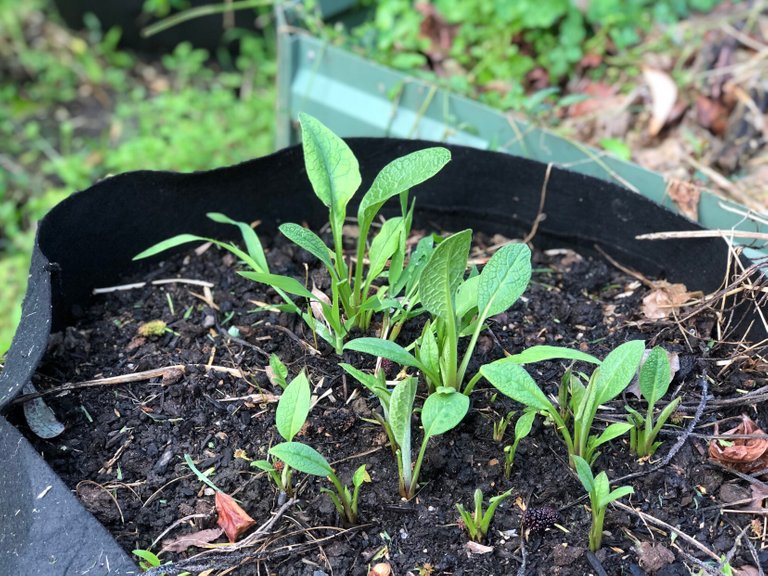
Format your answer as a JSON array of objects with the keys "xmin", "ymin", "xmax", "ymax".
[{"xmin": 12, "ymin": 232, "xmax": 768, "ymax": 575}]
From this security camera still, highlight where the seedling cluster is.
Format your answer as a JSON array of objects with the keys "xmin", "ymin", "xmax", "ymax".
[{"xmin": 137, "ymin": 114, "xmax": 684, "ymax": 557}]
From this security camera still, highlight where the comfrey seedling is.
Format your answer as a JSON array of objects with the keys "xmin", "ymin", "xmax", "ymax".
[
  {"xmin": 573, "ymin": 455, "xmax": 634, "ymax": 551},
  {"xmin": 269, "ymin": 442, "xmax": 369, "ymax": 524},
  {"xmin": 480, "ymin": 341, "xmax": 645, "ymax": 467},
  {"xmin": 341, "ymin": 366, "xmax": 468, "ymax": 499},
  {"xmin": 456, "ymin": 488, "xmax": 513, "ymax": 543},
  {"xmin": 136, "ymin": 114, "xmax": 450, "ymax": 354},
  {"xmin": 251, "ymin": 370, "xmax": 312, "ymax": 495},
  {"xmin": 626, "ymin": 346, "xmax": 681, "ymax": 457},
  {"xmin": 346, "ymin": 230, "xmax": 532, "ymax": 392},
  {"xmin": 503, "ymin": 410, "xmax": 536, "ymax": 478}
]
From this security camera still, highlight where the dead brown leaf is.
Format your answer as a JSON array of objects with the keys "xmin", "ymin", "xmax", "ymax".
[
  {"xmin": 215, "ymin": 491, "xmax": 256, "ymax": 543},
  {"xmin": 416, "ymin": 2, "xmax": 459, "ymax": 67},
  {"xmin": 666, "ymin": 179, "xmax": 701, "ymax": 222},
  {"xmin": 733, "ymin": 566, "xmax": 760, "ymax": 576},
  {"xmin": 641, "ymin": 281, "xmax": 693, "ymax": 320},
  {"xmin": 310, "ymin": 284, "xmax": 332, "ymax": 328},
  {"xmin": 161, "ymin": 528, "xmax": 223, "ymax": 553},
  {"xmin": 643, "ymin": 67, "xmax": 678, "ymax": 137},
  {"xmin": 695, "ymin": 94, "xmax": 729, "ymax": 136},
  {"xmin": 464, "ymin": 541, "xmax": 494, "ymax": 555},
  {"xmin": 749, "ymin": 483, "xmax": 768, "ymax": 511},
  {"xmin": 636, "ymin": 541, "xmax": 675, "ymax": 574},
  {"xmin": 708, "ymin": 415, "xmax": 768, "ymax": 473}
]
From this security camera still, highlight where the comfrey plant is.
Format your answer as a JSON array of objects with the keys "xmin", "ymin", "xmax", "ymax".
[
  {"xmin": 626, "ymin": 346, "xmax": 681, "ymax": 457},
  {"xmin": 573, "ymin": 455, "xmax": 634, "ymax": 551},
  {"xmin": 136, "ymin": 113, "xmax": 450, "ymax": 354},
  {"xmin": 346, "ymin": 230, "xmax": 532, "ymax": 392},
  {"xmin": 340, "ymin": 366, "xmax": 468, "ymax": 499},
  {"xmin": 251, "ymin": 370, "xmax": 312, "ymax": 495},
  {"xmin": 456, "ymin": 488, "xmax": 513, "ymax": 543},
  {"xmin": 269, "ymin": 441, "xmax": 369, "ymax": 525},
  {"xmin": 480, "ymin": 341, "xmax": 645, "ymax": 467}
]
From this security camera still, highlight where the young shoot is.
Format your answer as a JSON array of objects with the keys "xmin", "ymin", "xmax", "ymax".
[
  {"xmin": 456, "ymin": 488, "xmax": 513, "ymax": 543},
  {"xmin": 573, "ymin": 455, "xmax": 634, "ymax": 551},
  {"xmin": 269, "ymin": 441, "xmax": 370, "ymax": 524},
  {"xmin": 503, "ymin": 409, "xmax": 536, "ymax": 478},
  {"xmin": 492, "ymin": 410, "xmax": 515, "ymax": 442},
  {"xmin": 480, "ymin": 342, "xmax": 645, "ymax": 467},
  {"xmin": 341, "ymin": 365, "xmax": 468, "ymax": 499},
  {"xmin": 626, "ymin": 346, "xmax": 681, "ymax": 457},
  {"xmin": 251, "ymin": 370, "xmax": 311, "ymax": 495},
  {"xmin": 136, "ymin": 113, "xmax": 451, "ymax": 354},
  {"xmin": 345, "ymin": 230, "xmax": 532, "ymax": 392}
]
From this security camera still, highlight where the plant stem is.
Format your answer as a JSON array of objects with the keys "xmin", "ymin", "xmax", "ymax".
[{"xmin": 408, "ymin": 435, "xmax": 431, "ymax": 499}]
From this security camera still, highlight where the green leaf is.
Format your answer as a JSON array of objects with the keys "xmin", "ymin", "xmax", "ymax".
[
  {"xmin": 353, "ymin": 464, "xmax": 371, "ymax": 488},
  {"xmin": 480, "ymin": 362, "xmax": 554, "ymax": 413},
  {"xmin": 367, "ymin": 217, "xmax": 404, "ymax": 281},
  {"xmin": 358, "ymin": 147, "xmax": 451, "ymax": 225},
  {"xmin": 477, "ymin": 243, "xmax": 532, "ymax": 318},
  {"xmin": 593, "ymin": 471, "xmax": 610, "ymax": 500},
  {"xmin": 251, "ymin": 460, "xmax": 276, "ymax": 472},
  {"xmin": 275, "ymin": 371, "xmax": 311, "ymax": 442},
  {"xmin": 417, "ymin": 322, "xmax": 440, "ymax": 381},
  {"xmin": 504, "ymin": 345, "xmax": 601, "ymax": 366},
  {"xmin": 206, "ymin": 212, "xmax": 269, "ymax": 272},
  {"xmin": 239, "ymin": 271, "xmax": 316, "ymax": 301},
  {"xmin": 344, "ymin": 338, "xmax": 424, "ymax": 370},
  {"xmin": 132, "ymin": 549, "xmax": 162, "ymax": 567},
  {"xmin": 573, "ymin": 455, "xmax": 594, "ymax": 492},
  {"xmin": 455, "ymin": 275, "xmax": 480, "ymax": 318},
  {"xmin": 269, "ymin": 354, "xmax": 289, "ymax": 389},
  {"xmin": 514, "ymin": 409, "xmax": 536, "ymax": 441},
  {"xmin": 298, "ymin": 113, "xmax": 361, "ymax": 224},
  {"xmin": 600, "ymin": 485, "xmax": 634, "ymax": 508},
  {"xmin": 134, "ymin": 234, "xmax": 207, "ymax": 260},
  {"xmin": 389, "ymin": 377, "xmax": 417, "ymax": 451},
  {"xmin": 419, "ymin": 229, "xmax": 472, "ymax": 319},
  {"xmin": 590, "ymin": 421, "xmax": 633, "ymax": 450},
  {"xmin": 340, "ymin": 363, "xmax": 389, "ymax": 405},
  {"xmin": 279, "ymin": 223, "xmax": 334, "ymax": 271},
  {"xmin": 421, "ymin": 387, "xmax": 469, "ymax": 439},
  {"xmin": 639, "ymin": 346, "xmax": 671, "ymax": 407},
  {"xmin": 594, "ymin": 340, "xmax": 645, "ymax": 405},
  {"xmin": 269, "ymin": 442, "xmax": 333, "ymax": 477}
]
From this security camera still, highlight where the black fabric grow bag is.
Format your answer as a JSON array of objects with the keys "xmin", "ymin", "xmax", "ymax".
[{"xmin": 0, "ymin": 139, "xmax": 761, "ymax": 575}]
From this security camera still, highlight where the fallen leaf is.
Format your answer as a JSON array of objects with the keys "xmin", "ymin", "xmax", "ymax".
[
  {"xmin": 161, "ymin": 528, "xmax": 223, "ymax": 553},
  {"xmin": 310, "ymin": 283, "xmax": 332, "ymax": 328},
  {"xmin": 666, "ymin": 179, "xmax": 701, "ymax": 221},
  {"xmin": 733, "ymin": 566, "xmax": 760, "ymax": 576},
  {"xmin": 368, "ymin": 562, "xmax": 392, "ymax": 576},
  {"xmin": 749, "ymin": 483, "xmax": 768, "ymax": 511},
  {"xmin": 708, "ymin": 415, "xmax": 768, "ymax": 473},
  {"xmin": 464, "ymin": 541, "xmax": 494, "ymax": 555},
  {"xmin": 636, "ymin": 541, "xmax": 675, "ymax": 573},
  {"xmin": 568, "ymin": 81, "xmax": 617, "ymax": 117},
  {"xmin": 695, "ymin": 94, "xmax": 729, "ymax": 136},
  {"xmin": 641, "ymin": 281, "xmax": 693, "ymax": 320},
  {"xmin": 215, "ymin": 492, "xmax": 256, "ymax": 543},
  {"xmin": 416, "ymin": 2, "xmax": 459, "ymax": 66},
  {"xmin": 643, "ymin": 67, "xmax": 678, "ymax": 136}
]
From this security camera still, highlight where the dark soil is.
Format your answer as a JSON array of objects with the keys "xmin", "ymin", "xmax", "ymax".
[{"xmin": 10, "ymin": 232, "xmax": 768, "ymax": 575}]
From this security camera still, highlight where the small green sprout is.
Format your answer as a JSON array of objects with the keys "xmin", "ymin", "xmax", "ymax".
[
  {"xmin": 251, "ymin": 370, "xmax": 311, "ymax": 495},
  {"xmin": 132, "ymin": 549, "xmax": 162, "ymax": 571},
  {"xmin": 345, "ymin": 232, "xmax": 532, "ymax": 392},
  {"xmin": 455, "ymin": 488, "xmax": 513, "ymax": 543},
  {"xmin": 267, "ymin": 353, "xmax": 289, "ymax": 390},
  {"xmin": 492, "ymin": 410, "xmax": 514, "ymax": 442},
  {"xmin": 269, "ymin": 441, "xmax": 370, "ymax": 524},
  {"xmin": 340, "ymin": 367, "xmax": 469, "ymax": 499},
  {"xmin": 625, "ymin": 346, "xmax": 682, "ymax": 457},
  {"xmin": 573, "ymin": 455, "xmax": 634, "ymax": 551},
  {"xmin": 481, "ymin": 341, "xmax": 645, "ymax": 467},
  {"xmin": 503, "ymin": 409, "xmax": 536, "ymax": 478}
]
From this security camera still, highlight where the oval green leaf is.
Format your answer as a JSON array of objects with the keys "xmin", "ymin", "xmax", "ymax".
[
  {"xmin": 638, "ymin": 346, "xmax": 671, "ymax": 407},
  {"xmin": 480, "ymin": 361, "xmax": 553, "ymax": 413},
  {"xmin": 344, "ymin": 338, "xmax": 423, "ymax": 370},
  {"xmin": 389, "ymin": 377, "xmax": 417, "ymax": 451},
  {"xmin": 594, "ymin": 340, "xmax": 645, "ymax": 405},
  {"xmin": 275, "ymin": 371, "xmax": 311, "ymax": 442},
  {"xmin": 419, "ymin": 229, "xmax": 472, "ymax": 319},
  {"xmin": 269, "ymin": 441, "xmax": 332, "ymax": 477},
  {"xmin": 503, "ymin": 345, "xmax": 601, "ymax": 366},
  {"xmin": 421, "ymin": 387, "xmax": 469, "ymax": 439},
  {"xmin": 477, "ymin": 243, "xmax": 532, "ymax": 319}
]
